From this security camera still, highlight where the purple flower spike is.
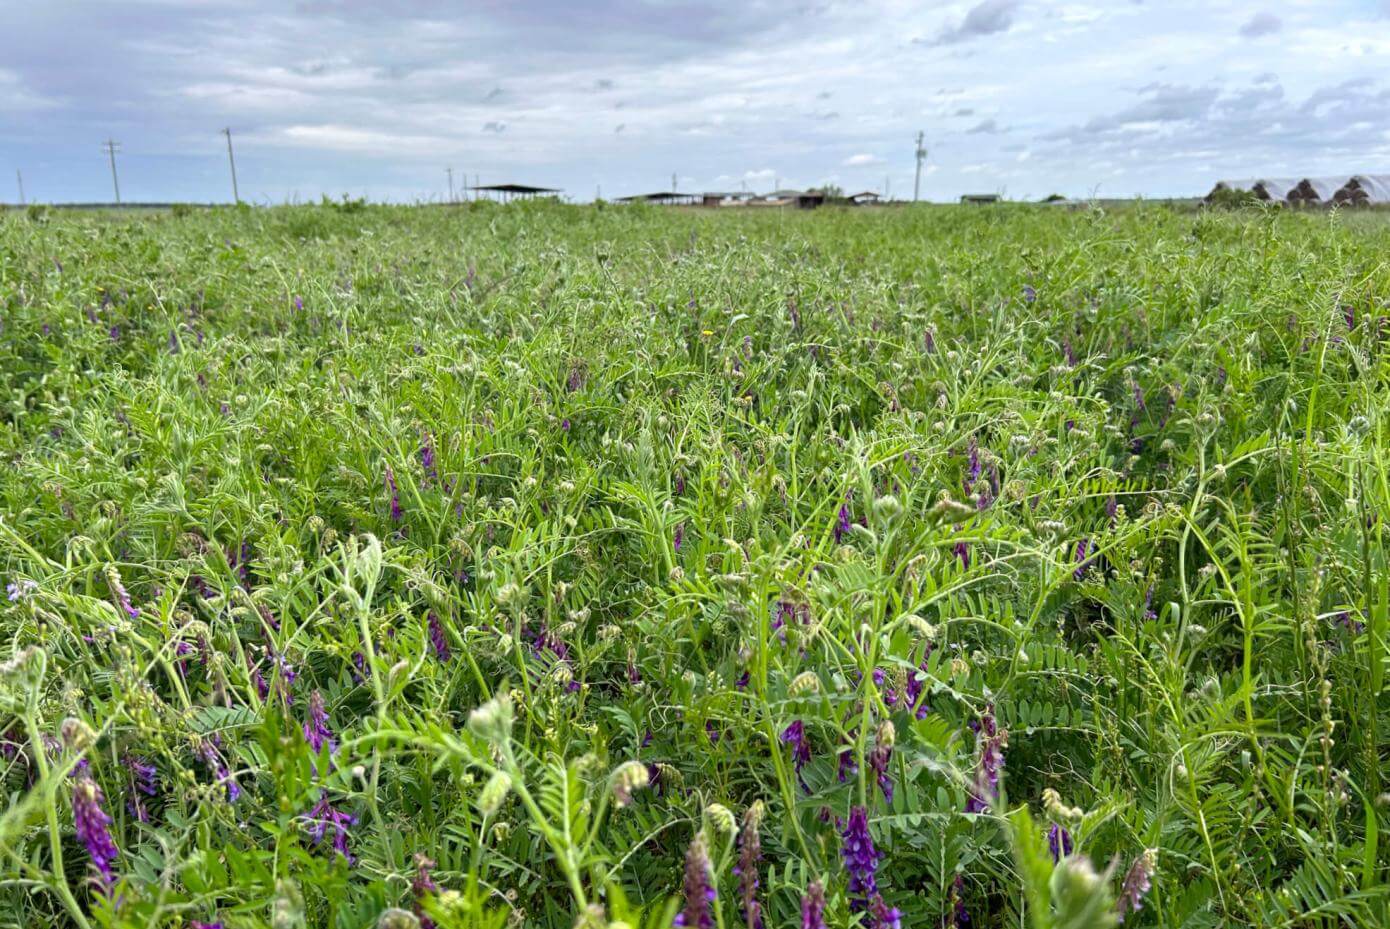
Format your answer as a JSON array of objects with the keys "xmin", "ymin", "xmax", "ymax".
[
  {"xmin": 674, "ymin": 522, "xmax": 685, "ymax": 553},
  {"xmin": 72, "ymin": 775, "xmax": 118, "ymax": 888},
  {"xmin": 428, "ymin": 611, "xmax": 452, "ymax": 662},
  {"xmin": 420, "ymin": 433, "xmax": 438, "ymax": 485},
  {"xmin": 800, "ymin": 880, "xmax": 827, "ymax": 929},
  {"xmin": 190, "ymin": 921, "xmax": 224, "ymax": 929},
  {"xmin": 1116, "ymin": 849, "xmax": 1157, "ymax": 922},
  {"xmin": 834, "ymin": 502, "xmax": 853, "ymax": 544},
  {"xmin": 781, "ymin": 721, "xmax": 812, "ymax": 790},
  {"xmin": 736, "ymin": 808, "xmax": 763, "ymax": 929},
  {"xmin": 674, "ymin": 833, "xmax": 716, "ymax": 929},
  {"xmin": 305, "ymin": 791, "xmax": 357, "ymax": 862},
  {"xmin": 413, "ymin": 853, "xmax": 440, "ymax": 929},
  {"xmin": 1048, "ymin": 823, "xmax": 1073, "ymax": 862},
  {"xmin": 124, "ymin": 755, "xmax": 158, "ymax": 822},
  {"xmin": 1073, "ymin": 538, "xmax": 1092, "ymax": 581},
  {"xmin": 842, "ymin": 805, "xmax": 897, "ymax": 925},
  {"xmin": 965, "ymin": 706, "xmax": 1006, "ymax": 813},
  {"xmin": 302, "ymin": 690, "xmax": 336, "ymax": 756}
]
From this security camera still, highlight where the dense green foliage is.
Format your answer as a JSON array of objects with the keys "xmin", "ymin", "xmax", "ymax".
[{"xmin": 0, "ymin": 202, "xmax": 1387, "ymax": 929}]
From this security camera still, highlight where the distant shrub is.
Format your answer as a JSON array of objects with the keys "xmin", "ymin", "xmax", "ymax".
[
  {"xmin": 1205, "ymin": 186, "xmax": 1265, "ymax": 210},
  {"xmin": 322, "ymin": 193, "xmax": 368, "ymax": 213},
  {"xmin": 171, "ymin": 203, "xmax": 194, "ymax": 218},
  {"xmin": 25, "ymin": 204, "xmax": 48, "ymax": 223}
]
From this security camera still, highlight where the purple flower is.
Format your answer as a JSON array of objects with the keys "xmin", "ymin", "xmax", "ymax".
[
  {"xmin": 302, "ymin": 689, "xmax": 336, "ymax": 756},
  {"xmin": 105, "ymin": 567, "xmax": 140, "ymax": 619},
  {"xmin": 1073, "ymin": 538, "xmax": 1092, "ymax": 581},
  {"xmin": 837, "ymin": 737, "xmax": 858, "ymax": 783},
  {"xmin": 868, "ymin": 894, "xmax": 901, "ymax": 929},
  {"xmin": 781, "ymin": 721, "xmax": 812, "ymax": 789},
  {"xmin": 1143, "ymin": 585, "xmax": 1157, "ymax": 621},
  {"xmin": 736, "ymin": 808, "xmax": 763, "ymax": 929},
  {"xmin": 674, "ymin": 523, "xmax": 685, "ymax": 553},
  {"xmin": 190, "ymin": 922, "xmax": 224, "ymax": 929},
  {"xmin": 674, "ymin": 833, "xmax": 716, "ymax": 928},
  {"xmin": 385, "ymin": 466, "xmax": 402, "ymax": 522},
  {"xmin": 706, "ymin": 720, "xmax": 721, "ymax": 745},
  {"xmin": 800, "ymin": 880, "xmax": 827, "ymax": 929},
  {"xmin": 413, "ymin": 853, "xmax": 440, "ymax": 929},
  {"xmin": 124, "ymin": 755, "xmax": 158, "ymax": 822},
  {"xmin": 1116, "ymin": 850, "xmax": 1157, "ymax": 922},
  {"xmin": 841, "ymin": 806, "xmax": 882, "ymax": 912},
  {"xmin": 868, "ymin": 721, "xmax": 894, "ymax": 804},
  {"xmin": 561, "ymin": 417, "xmax": 571, "ymax": 431},
  {"xmin": 197, "ymin": 737, "xmax": 241, "ymax": 802},
  {"xmin": 1023, "ymin": 285, "xmax": 1037, "ymax": 303},
  {"xmin": 72, "ymin": 775, "xmax": 118, "ymax": 888},
  {"xmin": 834, "ymin": 502, "xmax": 853, "ymax": 544},
  {"xmin": 954, "ymin": 538, "xmax": 971, "ymax": 571},
  {"xmin": 1048, "ymin": 823, "xmax": 1073, "ymax": 862},
  {"xmin": 965, "ymin": 706, "xmax": 1006, "ymax": 813},
  {"xmin": 924, "ymin": 328, "xmax": 936, "ymax": 354},
  {"xmin": 304, "ymin": 791, "xmax": 356, "ymax": 862},
  {"xmin": 420, "ymin": 433, "xmax": 438, "ymax": 485},
  {"xmin": 294, "ymin": 296, "xmax": 304, "ymax": 312},
  {"xmin": 904, "ymin": 645, "xmax": 933, "ymax": 720},
  {"xmin": 1106, "ymin": 494, "xmax": 1118, "ymax": 526},
  {"xmin": 950, "ymin": 875, "xmax": 972, "ymax": 927},
  {"xmin": 6, "ymin": 579, "xmax": 37, "ymax": 602},
  {"xmin": 428, "ymin": 611, "xmax": 452, "ymax": 662}
]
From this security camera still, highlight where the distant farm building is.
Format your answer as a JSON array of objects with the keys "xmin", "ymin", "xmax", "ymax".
[
  {"xmin": 960, "ymin": 193, "xmax": 1001, "ymax": 204},
  {"xmin": 759, "ymin": 189, "xmax": 826, "ymax": 209},
  {"xmin": 469, "ymin": 183, "xmax": 562, "ymax": 202},
  {"xmin": 616, "ymin": 191, "xmax": 702, "ymax": 205},
  {"xmin": 846, "ymin": 191, "xmax": 882, "ymax": 205},
  {"xmin": 701, "ymin": 191, "xmax": 757, "ymax": 207}
]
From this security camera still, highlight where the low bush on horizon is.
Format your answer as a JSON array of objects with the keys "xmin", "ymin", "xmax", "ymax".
[{"xmin": 0, "ymin": 202, "xmax": 1387, "ymax": 928}]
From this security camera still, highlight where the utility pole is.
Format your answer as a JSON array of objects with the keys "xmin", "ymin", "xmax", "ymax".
[
  {"xmin": 913, "ymin": 130, "xmax": 927, "ymax": 202},
  {"xmin": 103, "ymin": 138, "xmax": 121, "ymax": 204},
  {"xmin": 222, "ymin": 128, "xmax": 240, "ymax": 204},
  {"xmin": 16, "ymin": 169, "xmax": 24, "ymax": 206},
  {"xmin": 446, "ymin": 166, "xmax": 455, "ymax": 202},
  {"xmin": 885, "ymin": 176, "xmax": 891, "ymax": 200},
  {"xmin": 671, "ymin": 171, "xmax": 677, "ymax": 192}
]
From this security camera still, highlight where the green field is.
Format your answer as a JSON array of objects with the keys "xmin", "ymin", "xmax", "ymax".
[{"xmin": 1, "ymin": 202, "xmax": 1387, "ymax": 929}]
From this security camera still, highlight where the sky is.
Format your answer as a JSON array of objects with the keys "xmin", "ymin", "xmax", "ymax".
[{"xmin": 2, "ymin": 1, "xmax": 1390, "ymax": 203}]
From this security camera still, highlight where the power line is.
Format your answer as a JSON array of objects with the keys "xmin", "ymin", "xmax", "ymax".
[
  {"xmin": 102, "ymin": 138, "xmax": 121, "ymax": 204},
  {"xmin": 913, "ymin": 130, "xmax": 927, "ymax": 202},
  {"xmin": 222, "ymin": 129, "xmax": 240, "ymax": 204}
]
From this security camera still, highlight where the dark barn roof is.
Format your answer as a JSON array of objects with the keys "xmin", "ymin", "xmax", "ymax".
[
  {"xmin": 469, "ymin": 183, "xmax": 561, "ymax": 194},
  {"xmin": 616, "ymin": 191, "xmax": 699, "ymax": 203}
]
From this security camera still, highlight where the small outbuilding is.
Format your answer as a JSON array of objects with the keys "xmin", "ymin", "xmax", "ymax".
[
  {"xmin": 960, "ymin": 193, "xmax": 1000, "ymax": 205},
  {"xmin": 616, "ymin": 191, "xmax": 702, "ymax": 205},
  {"xmin": 846, "ymin": 191, "xmax": 882, "ymax": 205},
  {"xmin": 469, "ymin": 183, "xmax": 562, "ymax": 202}
]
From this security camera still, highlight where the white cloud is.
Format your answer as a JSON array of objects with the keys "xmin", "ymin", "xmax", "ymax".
[{"xmin": 843, "ymin": 153, "xmax": 885, "ymax": 166}]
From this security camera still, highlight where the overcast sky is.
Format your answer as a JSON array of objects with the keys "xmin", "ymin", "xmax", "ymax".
[{"xmin": 3, "ymin": 1, "xmax": 1390, "ymax": 203}]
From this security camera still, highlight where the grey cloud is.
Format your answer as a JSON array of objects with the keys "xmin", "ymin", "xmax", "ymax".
[
  {"xmin": 482, "ymin": 121, "xmax": 506, "ymax": 133},
  {"xmin": 967, "ymin": 118, "xmax": 1000, "ymax": 134},
  {"xmin": 1238, "ymin": 12, "xmax": 1281, "ymax": 38},
  {"xmin": 926, "ymin": 0, "xmax": 1020, "ymax": 46}
]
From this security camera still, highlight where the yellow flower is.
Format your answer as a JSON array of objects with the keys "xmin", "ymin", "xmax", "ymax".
[{"xmin": 701, "ymin": 329, "xmax": 714, "ymax": 337}]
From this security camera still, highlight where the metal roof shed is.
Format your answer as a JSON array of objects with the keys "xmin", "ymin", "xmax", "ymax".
[{"xmin": 469, "ymin": 184, "xmax": 562, "ymax": 202}]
